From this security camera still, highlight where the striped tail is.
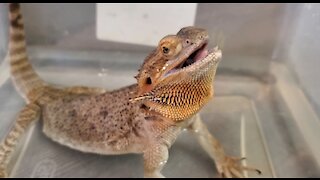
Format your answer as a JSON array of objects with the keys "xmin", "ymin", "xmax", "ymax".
[{"xmin": 8, "ymin": 3, "xmax": 46, "ymax": 101}]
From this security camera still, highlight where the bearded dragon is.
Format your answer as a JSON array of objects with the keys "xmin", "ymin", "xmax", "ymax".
[{"xmin": 0, "ymin": 3, "xmax": 261, "ymax": 178}]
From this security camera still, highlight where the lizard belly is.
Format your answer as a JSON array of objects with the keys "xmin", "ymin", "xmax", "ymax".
[{"xmin": 42, "ymin": 127, "xmax": 144, "ymax": 155}]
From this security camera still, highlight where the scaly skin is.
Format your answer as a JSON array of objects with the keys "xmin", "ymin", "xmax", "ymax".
[{"xmin": 0, "ymin": 3, "xmax": 261, "ymax": 178}]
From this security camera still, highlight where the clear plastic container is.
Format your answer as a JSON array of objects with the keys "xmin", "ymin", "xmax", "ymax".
[{"xmin": 0, "ymin": 3, "xmax": 319, "ymax": 178}]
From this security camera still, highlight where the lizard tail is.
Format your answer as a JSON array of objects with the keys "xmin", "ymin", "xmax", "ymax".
[{"xmin": 8, "ymin": 3, "xmax": 46, "ymax": 101}]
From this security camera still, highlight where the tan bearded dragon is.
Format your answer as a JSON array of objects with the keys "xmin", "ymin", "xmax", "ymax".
[{"xmin": 0, "ymin": 3, "xmax": 261, "ymax": 178}]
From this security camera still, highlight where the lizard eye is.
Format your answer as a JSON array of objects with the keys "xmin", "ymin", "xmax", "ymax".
[
  {"xmin": 160, "ymin": 42, "xmax": 182, "ymax": 57},
  {"xmin": 159, "ymin": 35, "xmax": 182, "ymax": 57},
  {"xmin": 162, "ymin": 46, "xmax": 170, "ymax": 54}
]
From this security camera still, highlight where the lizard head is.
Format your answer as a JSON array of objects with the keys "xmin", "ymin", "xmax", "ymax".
[{"xmin": 134, "ymin": 26, "xmax": 222, "ymax": 122}]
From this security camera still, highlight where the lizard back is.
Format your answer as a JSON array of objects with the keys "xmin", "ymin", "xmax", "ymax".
[{"xmin": 42, "ymin": 85, "xmax": 148, "ymax": 154}]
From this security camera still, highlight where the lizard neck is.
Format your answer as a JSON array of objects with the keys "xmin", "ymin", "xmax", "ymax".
[{"xmin": 143, "ymin": 61, "xmax": 216, "ymax": 123}]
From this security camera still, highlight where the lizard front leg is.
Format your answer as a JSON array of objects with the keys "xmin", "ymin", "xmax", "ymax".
[
  {"xmin": 143, "ymin": 143, "xmax": 168, "ymax": 178},
  {"xmin": 0, "ymin": 103, "xmax": 40, "ymax": 177},
  {"xmin": 188, "ymin": 113, "xmax": 261, "ymax": 178}
]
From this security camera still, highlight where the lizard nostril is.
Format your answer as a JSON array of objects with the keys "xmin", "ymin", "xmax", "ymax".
[{"xmin": 185, "ymin": 39, "xmax": 194, "ymax": 45}]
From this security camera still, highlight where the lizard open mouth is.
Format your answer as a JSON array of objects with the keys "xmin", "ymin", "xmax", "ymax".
[
  {"xmin": 179, "ymin": 43, "xmax": 209, "ymax": 69},
  {"xmin": 165, "ymin": 42, "xmax": 212, "ymax": 75}
]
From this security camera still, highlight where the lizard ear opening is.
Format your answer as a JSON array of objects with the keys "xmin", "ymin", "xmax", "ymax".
[
  {"xmin": 140, "ymin": 103, "xmax": 148, "ymax": 110},
  {"xmin": 146, "ymin": 77, "xmax": 152, "ymax": 85},
  {"xmin": 137, "ymin": 76, "xmax": 153, "ymax": 96}
]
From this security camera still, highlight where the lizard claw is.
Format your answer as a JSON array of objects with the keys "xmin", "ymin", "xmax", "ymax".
[{"xmin": 216, "ymin": 156, "xmax": 261, "ymax": 178}]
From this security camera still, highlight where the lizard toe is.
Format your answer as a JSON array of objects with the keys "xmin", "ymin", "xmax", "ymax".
[{"xmin": 216, "ymin": 155, "xmax": 261, "ymax": 178}]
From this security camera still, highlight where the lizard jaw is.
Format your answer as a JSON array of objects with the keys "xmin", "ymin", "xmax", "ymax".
[
  {"xmin": 163, "ymin": 44, "xmax": 221, "ymax": 77},
  {"xmin": 173, "ymin": 42, "xmax": 209, "ymax": 70}
]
